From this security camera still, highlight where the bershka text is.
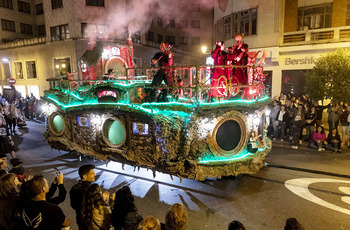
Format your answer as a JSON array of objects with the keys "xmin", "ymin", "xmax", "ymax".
[{"xmin": 285, "ymin": 57, "xmax": 316, "ymax": 65}]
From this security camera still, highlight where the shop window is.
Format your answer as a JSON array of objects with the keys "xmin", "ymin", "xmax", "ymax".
[
  {"xmin": 231, "ymin": 8, "xmax": 257, "ymax": 36},
  {"xmin": 54, "ymin": 57, "xmax": 71, "ymax": 78},
  {"xmin": 191, "ymin": 20, "xmax": 200, "ymax": 29},
  {"xmin": 20, "ymin": 23, "xmax": 33, "ymax": 35},
  {"xmin": 15, "ymin": 85, "xmax": 26, "ymax": 97},
  {"xmin": 191, "ymin": 3, "xmax": 200, "ymax": 12},
  {"xmin": 14, "ymin": 62, "xmax": 23, "ymax": 79},
  {"xmin": 51, "ymin": 0, "xmax": 62, "ymax": 10},
  {"xmin": 38, "ymin": 24, "xmax": 45, "ymax": 36},
  {"xmin": 146, "ymin": 31, "xmax": 154, "ymax": 42},
  {"xmin": 179, "ymin": 36, "xmax": 188, "ymax": 45},
  {"xmin": 27, "ymin": 85, "xmax": 39, "ymax": 99},
  {"xmin": 165, "ymin": 36, "xmax": 175, "ymax": 45},
  {"xmin": 0, "ymin": 0, "xmax": 13, "ymax": 9},
  {"xmin": 191, "ymin": 37, "xmax": 200, "ymax": 45},
  {"xmin": 18, "ymin": 0, "xmax": 30, "ymax": 14},
  {"xmin": 1, "ymin": 19, "xmax": 15, "ymax": 32},
  {"xmin": 26, "ymin": 60, "xmax": 37, "ymax": 79},
  {"xmin": 298, "ymin": 4, "xmax": 332, "ymax": 30},
  {"xmin": 282, "ymin": 70, "xmax": 309, "ymax": 97},
  {"xmin": 86, "ymin": 0, "xmax": 104, "ymax": 7},
  {"xmin": 36, "ymin": 3, "xmax": 43, "ymax": 14},
  {"xmin": 50, "ymin": 24, "xmax": 69, "ymax": 41},
  {"xmin": 179, "ymin": 20, "xmax": 188, "ymax": 29}
]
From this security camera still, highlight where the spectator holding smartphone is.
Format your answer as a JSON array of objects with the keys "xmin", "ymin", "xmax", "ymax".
[
  {"xmin": 46, "ymin": 169, "xmax": 67, "ymax": 205},
  {"xmin": 17, "ymin": 175, "xmax": 70, "ymax": 230}
]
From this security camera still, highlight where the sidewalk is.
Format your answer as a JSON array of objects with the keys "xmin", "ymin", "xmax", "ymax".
[{"xmin": 265, "ymin": 139, "xmax": 350, "ymax": 177}]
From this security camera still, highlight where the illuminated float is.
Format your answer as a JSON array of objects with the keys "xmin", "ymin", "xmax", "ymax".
[{"xmin": 43, "ymin": 40, "xmax": 272, "ymax": 181}]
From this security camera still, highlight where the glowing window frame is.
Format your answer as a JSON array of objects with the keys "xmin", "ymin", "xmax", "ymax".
[
  {"xmin": 101, "ymin": 117, "xmax": 127, "ymax": 148},
  {"xmin": 48, "ymin": 112, "xmax": 65, "ymax": 136},
  {"xmin": 207, "ymin": 112, "xmax": 249, "ymax": 157}
]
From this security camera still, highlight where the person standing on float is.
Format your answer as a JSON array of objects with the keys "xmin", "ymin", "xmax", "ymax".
[
  {"xmin": 210, "ymin": 41, "xmax": 227, "ymax": 101},
  {"xmin": 150, "ymin": 42, "xmax": 174, "ymax": 102},
  {"xmin": 232, "ymin": 35, "xmax": 248, "ymax": 85}
]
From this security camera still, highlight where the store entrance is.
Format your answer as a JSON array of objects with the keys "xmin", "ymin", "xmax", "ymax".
[{"xmin": 281, "ymin": 70, "xmax": 309, "ymax": 96}]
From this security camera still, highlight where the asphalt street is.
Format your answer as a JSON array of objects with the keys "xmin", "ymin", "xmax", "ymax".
[{"xmin": 8, "ymin": 120, "xmax": 350, "ymax": 230}]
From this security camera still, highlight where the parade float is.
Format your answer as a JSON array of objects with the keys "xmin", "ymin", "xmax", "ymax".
[{"xmin": 43, "ymin": 39, "xmax": 272, "ymax": 181}]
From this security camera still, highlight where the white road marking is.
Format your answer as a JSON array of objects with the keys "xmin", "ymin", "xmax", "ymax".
[{"xmin": 285, "ymin": 178, "xmax": 350, "ymax": 215}]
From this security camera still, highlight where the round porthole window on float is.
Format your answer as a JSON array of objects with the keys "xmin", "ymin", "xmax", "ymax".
[
  {"xmin": 49, "ymin": 112, "xmax": 65, "ymax": 136},
  {"xmin": 102, "ymin": 117, "xmax": 126, "ymax": 148},
  {"xmin": 208, "ymin": 113, "xmax": 249, "ymax": 157}
]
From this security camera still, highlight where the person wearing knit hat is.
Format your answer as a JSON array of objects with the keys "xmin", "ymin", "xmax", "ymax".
[{"xmin": 9, "ymin": 158, "xmax": 25, "ymax": 182}]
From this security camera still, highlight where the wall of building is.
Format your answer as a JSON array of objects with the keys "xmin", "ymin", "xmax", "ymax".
[
  {"xmin": 0, "ymin": 0, "xmax": 38, "ymax": 42},
  {"xmin": 0, "ymin": 39, "xmax": 79, "ymax": 97},
  {"xmin": 213, "ymin": 0, "xmax": 350, "ymax": 98},
  {"xmin": 213, "ymin": 0, "xmax": 280, "ymax": 48}
]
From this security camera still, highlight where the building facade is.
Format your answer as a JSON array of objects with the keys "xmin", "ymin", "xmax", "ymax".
[
  {"xmin": 0, "ymin": 0, "xmax": 213, "ymax": 97},
  {"xmin": 214, "ymin": 0, "xmax": 350, "ymax": 98}
]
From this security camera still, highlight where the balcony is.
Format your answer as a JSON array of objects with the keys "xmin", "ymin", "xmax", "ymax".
[
  {"xmin": 281, "ymin": 26, "xmax": 350, "ymax": 46},
  {"xmin": 0, "ymin": 36, "xmax": 48, "ymax": 49}
]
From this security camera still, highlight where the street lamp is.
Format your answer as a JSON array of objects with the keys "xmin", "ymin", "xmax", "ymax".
[{"xmin": 201, "ymin": 46, "xmax": 207, "ymax": 54}]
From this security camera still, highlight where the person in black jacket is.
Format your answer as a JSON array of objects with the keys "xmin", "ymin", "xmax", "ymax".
[
  {"xmin": 304, "ymin": 106, "xmax": 317, "ymax": 142},
  {"xmin": 326, "ymin": 128, "xmax": 342, "ymax": 153},
  {"xmin": 275, "ymin": 105, "xmax": 289, "ymax": 141},
  {"xmin": 69, "ymin": 164, "xmax": 96, "ymax": 230},
  {"xmin": 148, "ymin": 42, "xmax": 174, "ymax": 102},
  {"xmin": 313, "ymin": 101, "xmax": 329, "ymax": 126},
  {"xmin": 19, "ymin": 172, "xmax": 66, "ymax": 206},
  {"xmin": 17, "ymin": 175, "xmax": 70, "ymax": 230}
]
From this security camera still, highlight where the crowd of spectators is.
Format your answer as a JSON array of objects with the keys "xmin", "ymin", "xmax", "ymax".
[
  {"xmin": 0, "ymin": 163, "xmax": 191, "ymax": 230},
  {"xmin": 0, "ymin": 163, "xmax": 305, "ymax": 230},
  {"xmin": 268, "ymin": 93, "xmax": 350, "ymax": 153}
]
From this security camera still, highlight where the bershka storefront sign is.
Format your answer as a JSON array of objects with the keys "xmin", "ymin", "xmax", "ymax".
[{"xmin": 285, "ymin": 56, "xmax": 317, "ymax": 65}]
